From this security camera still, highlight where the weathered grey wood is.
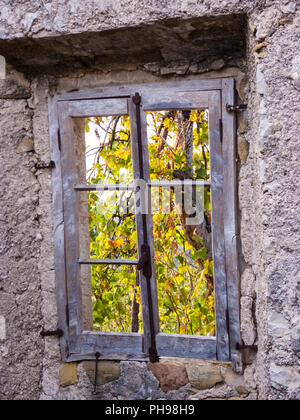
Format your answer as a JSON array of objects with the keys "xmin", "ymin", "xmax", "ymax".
[
  {"xmin": 75, "ymin": 181, "xmax": 210, "ymax": 191},
  {"xmin": 221, "ymin": 78, "xmax": 242, "ymax": 372},
  {"xmin": 67, "ymin": 98, "xmax": 128, "ymax": 118},
  {"xmin": 48, "ymin": 96, "xmax": 70, "ymax": 360},
  {"xmin": 57, "ymin": 78, "xmax": 223, "ymax": 102},
  {"xmin": 142, "ymin": 90, "xmax": 209, "ymax": 111},
  {"xmin": 78, "ymin": 258, "xmax": 138, "ymax": 265},
  {"xmin": 209, "ymin": 90, "xmax": 230, "ymax": 362},
  {"xmin": 149, "ymin": 180, "xmax": 211, "ymax": 188},
  {"xmin": 51, "ymin": 78, "xmax": 241, "ymax": 365},
  {"xmin": 58, "ymin": 101, "xmax": 83, "ymax": 354},
  {"xmin": 140, "ymin": 103, "xmax": 160, "ymax": 340},
  {"xmin": 156, "ymin": 333, "xmax": 216, "ymax": 360},
  {"xmin": 128, "ymin": 96, "xmax": 160, "ymax": 356},
  {"xmin": 77, "ymin": 331, "xmax": 146, "ymax": 360},
  {"xmin": 67, "ymin": 353, "xmax": 148, "ymax": 362},
  {"xmin": 75, "ymin": 184, "xmax": 134, "ymax": 191}
]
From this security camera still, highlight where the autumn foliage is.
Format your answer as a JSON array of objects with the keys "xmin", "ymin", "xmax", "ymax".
[{"xmin": 85, "ymin": 110, "xmax": 215, "ymax": 336}]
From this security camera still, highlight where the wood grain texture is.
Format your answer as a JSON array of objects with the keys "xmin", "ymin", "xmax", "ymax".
[
  {"xmin": 57, "ymin": 79, "xmax": 223, "ymax": 102},
  {"xmin": 149, "ymin": 180, "xmax": 211, "ymax": 188},
  {"xmin": 78, "ymin": 259, "xmax": 138, "ymax": 265},
  {"xmin": 141, "ymin": 90, "xmax": 209, "ymax": 111},
  {"xmin": 221, "ymin": 78, "xmax": 242, "ymax": 372},
  {"xmin": 75, "ymin": 181, "xmax": 211, "ymax": 191},
  {"xmin": 48, "ymin": 96, "xmax": 70, "ymax": 360},
  {"xmin": 156, "ymin": 333, "xmax": 216, "ymax": 360},
  {"xmin": 74, "ymin": 331, "xmax": 146, "ymax": 361},
  {"xmin": 58, "ymin": 101, "xmax": 83, "ymax": 354},
  {"xmin": 209, "ymin": 90, "xmax": 230, "ymax": 362},
  {"xmin": 75, "ymin": 184, "xmax": 134, "ymax": 191},
  {"xmin": 68, "ymin": 98, "xmax": 128, "ymax": 117},
  {"xmin": 50, "ymin": 78, "xmax": 241, "ymax": 364}
]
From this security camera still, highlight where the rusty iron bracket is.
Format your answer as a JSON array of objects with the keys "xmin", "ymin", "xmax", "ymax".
[
  {"xmin": 93, "ymin": 352, "xmax": 101, "ymax": 394},
  {"xmin": 40, "ymin": 329, "xmax": 64, "ymax": 338},
  {"xmin": 226, "ymin": 104, "xmax": 247, "ymax": 112},
  {"xmin": 236, "ymin": 343, "xmax": 258, "ymax": 351},
  {"xmin": 35, "ymin": 160, "xmax": 56, "ymax": 170},
  {"xmin": 137, "ymin": 244, "xmax": 152, "ymax": 279}
]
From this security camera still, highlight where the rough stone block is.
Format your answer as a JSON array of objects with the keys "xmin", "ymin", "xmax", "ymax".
[
  {"xmin": 268, "ymin": 311, "xmax": 290, "ymax": 340},
  {"xmin": 0, "ymin": 315, "xmax": 6, "ymax": 340},
  {"xmin": 186, "ymin": 363, "xmax": 223, "ymax": 390},
  {"xmin": 148, "ymin": 362, "xmax": 189, "ymax": 393},
  {"xmin": 16, "ymin": 136, "xmax": 34, "ymax": 154},
  {"xmin": 238, "ymin": 112, "xmax": 248, "ymax": 134},
  {"xmin": 238, "ymin": 137, "xmax": 249, "ymax": 165},
  {"xmin": 254, "ymin": 41, "xmax": 268, "ymax": 52},
  {"xmin": 210, "ymin": 59, "xmax": 225, "ymax": 71},
  {"xmin": 59, "ymin": 363, "xmax": 78, "ymax": 387},
  {"xmin": 236, "ymin": 71, "xmax": 247, "ymax": 101},
  {"xmin": 84, "ymin": 361, "xmax": 121, "ymax": 386},
  {"xmin": 270, "ymin": 363, "xmax": 300, "ymax": 392},
  {"xmin": 0, "ymin": 68, "xmax": 31, "ymax": 99},
  {"xmin": 225, "ymin": 367, "xmax": 249, "ymax": 395}
]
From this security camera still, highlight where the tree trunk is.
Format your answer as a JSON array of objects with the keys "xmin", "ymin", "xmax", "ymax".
[
  {"xmin": 131, "ymin": 270, "xmax": 140, "ymax": 332},
  {"xmin": 174, "ymin": 111, "xmax": 214, "ymax": 295}
]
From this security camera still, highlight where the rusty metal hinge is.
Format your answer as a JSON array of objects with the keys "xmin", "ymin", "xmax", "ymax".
[
  {"xmin": 35, "ymin": 160, "xmax": 56, "ymax": 170},
  {"xmin": 57, "ymin": 128, "xmax": 62, "ymax": 151},
  {"xmin": 219, "ymin": 119, "xmax": 223, "ymax": 143},
  {"xmin": 226, "ymin": 104, "xmax": 247, "ymax": 112},
  {"xmin": 137, "ymin": 244, "xmax": 152, "ymax": 279},
  {"xmin": 40, "ymin": 329, "xmax": 64, "ymax": 338}
]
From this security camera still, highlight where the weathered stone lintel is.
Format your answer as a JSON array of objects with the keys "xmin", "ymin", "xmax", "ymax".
[{"xmin": 0, "ymin": 14, "xmax": 245, "ymax": 76}]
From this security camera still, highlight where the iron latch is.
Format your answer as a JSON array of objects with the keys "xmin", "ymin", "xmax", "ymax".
[
  {"xmin": 35, "ymin": 160, "xmax": 56, "ymax": 170},
  {"xmin": 226, "ymin": 104, "xmax": 247, "ymax": 112},
  {"xmin": 236, "ymin": 343, "xmax": 257, "ymax": 351},
  {"xmin": 137, "ymin": 244, "xmax": 152, "ymax": 279},
  {"xmin": 40, "ymin": 329, "xmax": 64, "ymax": 338}
]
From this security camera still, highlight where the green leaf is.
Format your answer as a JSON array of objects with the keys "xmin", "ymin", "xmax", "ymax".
[{"xmin": 192, "ymin": 248, "xmax": 207, "ymax": 260}]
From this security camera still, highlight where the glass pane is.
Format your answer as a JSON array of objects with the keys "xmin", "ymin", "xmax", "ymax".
[
  {"xmin": 147, "ymin": 110, "xmax": 215, "ymax": 337},
  {"xmin": 147, "ymin": 110, "xmax": 210, "ymax": 181},
  {"xmin": 80, "ymin": 115, "xmax": 142, "ymax": 333},
  {"xmin": 92, "ymin": 265, "xmax": 142, "ymax": 333},
  {"xmin": 85, "ymin": 115, "xmax": 133, "ymax": 184},
  {"xmin": 79, "ymin": 189, "xmax": 137, "ymax": 260}
]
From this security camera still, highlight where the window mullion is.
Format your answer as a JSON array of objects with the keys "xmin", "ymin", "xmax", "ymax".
[
  {"xmin": 209, "ymin": 91, "xmax": 230, "ymax": 362},
  {"xmin": 58, "ymin": 103, "xmax": 83, "ymax": 354},
  {"xmin": 128, "ymin": 95, "xmax": 160, "ymax": 362}
]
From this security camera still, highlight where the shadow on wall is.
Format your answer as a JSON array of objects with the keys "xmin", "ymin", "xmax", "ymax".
[{"xmin": 0, "ymin": 14, "xmax": 246, "ymax": 76}]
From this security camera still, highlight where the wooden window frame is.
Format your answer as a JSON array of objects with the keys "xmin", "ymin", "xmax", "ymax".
[{"xmin": 48, "ymin": 78, "xmax": 242, "ymax": 372}]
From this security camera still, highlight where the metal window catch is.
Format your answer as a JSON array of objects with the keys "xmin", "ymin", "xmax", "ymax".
[
  {"xmin": 226, "ymin": 104, "xmax": 247, "ymax": 112},
  {"xmin": 40, "ymin": 329, "xmax": 64, "ymax": 338},
  {"xmin": 35, "ymin": 160, "xmax": 56, "ymax": 170},
  {"xmin": 236, "ymin": 343, "xmax": 257, "ymax": 351}
]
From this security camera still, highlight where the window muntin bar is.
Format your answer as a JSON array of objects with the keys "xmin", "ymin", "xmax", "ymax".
[{"xmin": 78, "ymin": 258, "xmax": 139, "ymax": 265}]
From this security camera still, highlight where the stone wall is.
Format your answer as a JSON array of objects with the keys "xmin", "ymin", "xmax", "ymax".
[
  {"xmin": 0, "ymin": 0, "xmax": 299, "ymax": 400},
  {"xmin": 0, "ymin": 70, "xmax": 43, "ymax": 399}
]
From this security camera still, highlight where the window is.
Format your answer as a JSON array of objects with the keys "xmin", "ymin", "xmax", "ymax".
[{"xmin": 49, "ymin": 78, "xmax": 242, "ymax": 372}]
